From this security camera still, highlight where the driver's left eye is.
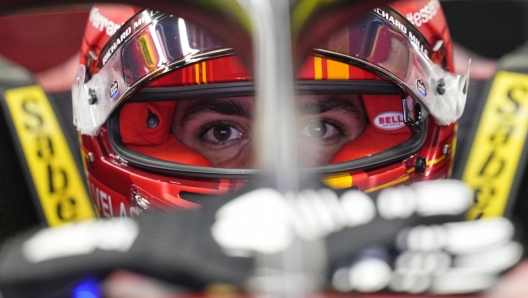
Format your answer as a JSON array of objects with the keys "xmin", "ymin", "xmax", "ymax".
[{"xmin": 299, "ymin": 120, "xmax": 339, "ymax": 140}]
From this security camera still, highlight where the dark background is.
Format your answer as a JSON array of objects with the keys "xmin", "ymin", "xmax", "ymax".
[
  {"xmin": 0, "ymin": 1, "xmax": 527, "ymax": 72},
  {"xmin": 442, "ymin": 1, "xmax": 528, "ymax": 59}
]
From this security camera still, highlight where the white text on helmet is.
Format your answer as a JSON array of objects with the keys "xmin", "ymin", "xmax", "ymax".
[
  {"xmin": 374, "ymin": 8, "xmax": 407, "ymax": 34},
  {"xmin": 373, "ymin": 7, "xmax": 429, "ymax": 58},
  {"xmin": 101, "ymin": 11, "xmax": 156, "ymax": 66},
  {"xmin": 405, "ymin": 0, "xmax": 441, "ymax": 28},
  {"xmin": 89, "ymin": 7, "xmax": 121, "ymax": 37},
  {"xmin": 373, "ymin": 112, "xmax": 405, "ymax": 130},
  {"xmin": 102, "ymin": 26, "xmax": 132, "ymax": 65},
  {"xmin": 89, "ymin": 182, "xmax": 113, "ymax": 217}
]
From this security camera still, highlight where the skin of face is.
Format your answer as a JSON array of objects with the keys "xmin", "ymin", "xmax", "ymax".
[{"xmin": 172, "ymin": 94, "xmax": 367, "ymax": 168}]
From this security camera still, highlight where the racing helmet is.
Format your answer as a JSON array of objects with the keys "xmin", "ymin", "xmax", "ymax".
[{"xmin": 73, "ymin": 1, "xmax": 468, "ymax": 217}]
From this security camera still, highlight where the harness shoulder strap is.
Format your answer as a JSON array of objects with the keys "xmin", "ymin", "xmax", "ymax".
[
  {"xmin": 0, "ymin": 56, "xmax": 95, "ymax": 227},
  {"xmin": 454, "ymin": 45, "xmax": 528, "ymax": 220}
]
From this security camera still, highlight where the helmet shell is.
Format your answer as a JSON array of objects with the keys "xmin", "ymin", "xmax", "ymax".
[{"xmin": 78, "ymin": 1, "xmax": 458, "ymax": 217}]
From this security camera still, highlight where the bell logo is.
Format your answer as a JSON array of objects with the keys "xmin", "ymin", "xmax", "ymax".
[{"xmin": 374, "ymin": 112, "xmax": 405, "ymax": 130}]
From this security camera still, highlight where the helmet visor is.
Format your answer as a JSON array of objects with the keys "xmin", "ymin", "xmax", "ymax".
[
  {"xmin": 314, "ymin": 6, "xmax": 468, "ymax": 127},
  {"xmin": 72, "ymin": 9, "xmax": 232, "ymax": 136},
  {"xmin": 73, "ymin": 6, "xmax": 467, "ymax": 137}
]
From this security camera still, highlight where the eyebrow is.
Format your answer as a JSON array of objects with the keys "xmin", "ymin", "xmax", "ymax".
[
  {"xmin": 180, "ymin": 96, "xmax": 362, "ymax": 124},
  {"xmin": 300, "ymin": 97, "xmax": 363, "ymax": 116},
  {"xmin": 180, "ymin": 98, "xmax": 253, "ymax": 123}
]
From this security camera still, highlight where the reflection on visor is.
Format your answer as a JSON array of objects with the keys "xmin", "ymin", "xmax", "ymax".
[
  {"xmin": 72, "ymin": 9, "xmax": 232, "ymax": 136},
  {"xmin": 122, "ymin": 16, "xmax": 225, "ymax": 85},
  {"xmin": 315, "ymin": 6, "xmax": 469, "ymax": 127},
  {"xmin": 73, "ymin": 6, "xmax": 468, "ymax": 138}
]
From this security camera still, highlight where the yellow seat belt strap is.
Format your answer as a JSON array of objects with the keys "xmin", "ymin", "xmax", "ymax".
[
  {"xmin": 460, "ymin": 71, "xmax": 528, "ymax": 220},
  {"xmin": 2, "ymin": 85, "xmax": 95, "ymax": 226}
]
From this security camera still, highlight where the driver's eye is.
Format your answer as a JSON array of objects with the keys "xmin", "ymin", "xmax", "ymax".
[
  {"xmin": 203, "ymin": 123, "xmax": 244, "ymax": 143},
  {"xmin": 300, "ymin": 119, "xmax": 339, "ymax": 140}
]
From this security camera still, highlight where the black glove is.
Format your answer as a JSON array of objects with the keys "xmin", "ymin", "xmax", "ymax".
[
  {"xmin": 0, "ymin": 194, "xmax": 253, "ymax": 297},
  {"xmin": 0, "ymin": 180, "xmax": 521, "ymax": 297},
  {"xmin": 210, "ymin": 179, "xmax": 522, "ymax": 294}
]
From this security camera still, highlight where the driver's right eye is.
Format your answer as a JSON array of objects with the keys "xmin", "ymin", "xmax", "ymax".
[{"xmin": 203, "ymin": 123, "xmax": 244, "ymax": 143}]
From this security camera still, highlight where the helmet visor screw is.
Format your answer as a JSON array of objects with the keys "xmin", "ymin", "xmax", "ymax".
[
  {"xmin": 86, "ymin": 152, "xmax": 95, "ymax": 168},
  {"xmin": 436, "ymin": 78, "xmax": 446, "ymax": 95},
  {"xmin": 88, "ymin": 89, "xmax": 98, "ymax": 105},
  {"xmin": 415, "ymin": 156, "xmax": 426, "ymax": 174}
]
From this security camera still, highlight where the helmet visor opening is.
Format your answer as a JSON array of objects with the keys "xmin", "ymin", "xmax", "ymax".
[{"xmin": 107, "ymin": 80, "xmax": 426, "ymax": 178}]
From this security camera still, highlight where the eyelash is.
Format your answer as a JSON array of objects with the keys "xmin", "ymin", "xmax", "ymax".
[
  {"xmin": 195, "ymin": 117, "xmax": 345, "ymax": 148},
  {"xmin": 299, "ymin": 117, "xmax": 345, "ymax": 143},
  {"xmin": 321, "ymin": 117, "xmax": 344, "ymax": 134},
  {"xmin": 197, "ymin": 120, "xmax": 245, "ymax": 147}
]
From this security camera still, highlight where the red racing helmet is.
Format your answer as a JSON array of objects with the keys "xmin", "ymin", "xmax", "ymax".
[{"xmin": 72, "ymin": 1, "xmax": 468, "ymax": 217}]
